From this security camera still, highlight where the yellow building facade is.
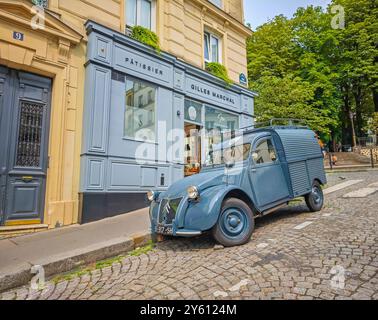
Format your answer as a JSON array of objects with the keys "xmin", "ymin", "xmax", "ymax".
[
  {"xmin": 0, "ymin": 0, "xmax": 84, "ymax": 233},
  {"xmin": 47, "ymin": 0, "xmax": 250, "ymax": 83},
  {"xmin": 0, "ymin": 0, "xmax": 252, "ymax": 232}
]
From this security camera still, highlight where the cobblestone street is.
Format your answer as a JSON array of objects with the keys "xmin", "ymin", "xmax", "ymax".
[{"xmin": 1, "ymin": 171, "xmax": 377, "ymax": 300}]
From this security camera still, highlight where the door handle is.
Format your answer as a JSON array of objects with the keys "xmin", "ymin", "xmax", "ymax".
[
  {"xmin": 251, "ymin": 169, "xmax": 257, "ymax": 173},
  {"xmin": 22, "ymin": 176, "xmax": 33, "ymax": 182}
]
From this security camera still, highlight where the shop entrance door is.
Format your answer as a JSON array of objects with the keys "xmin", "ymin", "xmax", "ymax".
[
  {"xmin": 184, "ymin": 123, "xmax": 202, "ymax": 177},
  {"xmin": 0, "ymin": 66, "xmax": 52, "ymax": 226}
]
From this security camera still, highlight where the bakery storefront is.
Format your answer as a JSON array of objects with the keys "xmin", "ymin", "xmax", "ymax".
[{"xmin": 80, "ymin": 21, "xmax": 256, "ymax": 223}]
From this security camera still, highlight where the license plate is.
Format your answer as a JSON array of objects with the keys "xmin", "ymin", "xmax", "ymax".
[{"xmin": 156, "ymin": 224, "xmax": 173, "ymax": 235}]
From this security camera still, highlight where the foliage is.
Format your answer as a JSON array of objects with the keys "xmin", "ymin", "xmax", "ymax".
[
  {"xmin": 373, "ymin": 113, "xmax": 378, "ymax": 135},
  {"xmin": 247, "ymin": 0, "xmax": 378, "ymax": 146},
  {"xmin": 365, "ymin": 112, "xmax": 378, "ymax": 135},
  {"xmin": 205, "ymin": 62, "xmax": 233, "ymax": 85},
  {"xmin": 130, "ymin": 26, "xmax": 160, "ymax": 53},
  {"xmin": 251, "ymin": 75, "xmax": 335, "ymax": 135}
]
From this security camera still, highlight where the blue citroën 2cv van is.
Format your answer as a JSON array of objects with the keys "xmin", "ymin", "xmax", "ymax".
[{"xmin": 147, "ymin": 124, "xmax": 327, "ymax": 247}]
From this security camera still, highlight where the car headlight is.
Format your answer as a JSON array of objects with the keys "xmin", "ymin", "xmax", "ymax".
[
  {"xmin": 187, "ymin": 186, "xmax": 199, "ymax": 200},
  {"xmin": 147, "ymin": 190, "xmax": 156, "ymax": 202}
]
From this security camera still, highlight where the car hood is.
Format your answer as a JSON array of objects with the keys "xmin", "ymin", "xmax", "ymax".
[{"xmin": 160, "ymin": 170, "xmax": 226, "ymax": 199}]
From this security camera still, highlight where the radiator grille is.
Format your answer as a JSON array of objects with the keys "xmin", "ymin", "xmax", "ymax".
[{"xmin": 158, "ymin": 198, "xmax": 182, "ymax": 225}]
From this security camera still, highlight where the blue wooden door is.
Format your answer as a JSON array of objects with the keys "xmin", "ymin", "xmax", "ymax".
[{"xmin": 0, "ymin": 66, "xmax": 51, "ymax": 225}]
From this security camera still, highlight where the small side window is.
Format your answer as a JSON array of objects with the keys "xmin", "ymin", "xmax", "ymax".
[{"xmin": 253, "ymin": 139, "xmax": 277, "ymax": 165}]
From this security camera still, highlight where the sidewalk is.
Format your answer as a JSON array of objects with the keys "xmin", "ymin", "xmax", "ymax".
[
  {"xmin": 325, "ymin": 164, "xmax": 378, "ymax": 172},
  {"xmin": 0, "ymin": 208, "xmax": 150, "ymax": 293}
]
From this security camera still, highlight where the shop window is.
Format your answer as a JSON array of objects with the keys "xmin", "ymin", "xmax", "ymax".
[
  {"xmin": 204, "ymin": 31, "xmax": 221, "ymax": 64},
  {"xmin": 204, "ymin": 105, "xmax": 239, "ymax": 161},
  {"xmin": 124, "ymin": 79, "xmax": 156, "ymax": 142},
  {"xmin": 126, "ymin": 0, "xmax": 156, "ymax": 31},
  {"xmin": 205, "ymin": 106, "xmax": 239, "ymax": 133}
]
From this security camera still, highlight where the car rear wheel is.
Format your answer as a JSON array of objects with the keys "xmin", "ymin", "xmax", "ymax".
[
  {"xmin": 305, "ymin": 181, "xmax": 324, "ymax": 212},
  {"xmin": 212, "ymin": 198, "xmax": 254, "ymax": 247}
]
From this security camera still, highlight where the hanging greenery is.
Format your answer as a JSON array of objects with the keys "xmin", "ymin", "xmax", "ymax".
[
  {"xmin": 205, "ymin": 62, "xmax": 233, "ymax": 86},
  {"xmin": 130, "ymin": 26, "xmax": 160, "ymax": 53}
]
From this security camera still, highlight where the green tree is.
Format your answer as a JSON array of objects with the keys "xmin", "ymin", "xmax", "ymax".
[
  {"xmin": 246, "ymin": 0, "xmax": 377, "ymax": 148},
  {"xmin": 331, "ymin": 0, "xmax": 378, "ymax": 142},
  {"xmin": 252, "ymin": 75, "xmax": 334, "ymax": 135}
]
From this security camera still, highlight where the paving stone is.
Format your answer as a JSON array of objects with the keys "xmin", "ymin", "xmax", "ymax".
[{"xmin": 2, "ymin": 171, "xmax": 377, "ymax": 300}]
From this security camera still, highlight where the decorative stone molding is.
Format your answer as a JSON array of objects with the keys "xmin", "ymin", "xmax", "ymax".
[
  {"xmin": 201, "ymin": 6, "xmax": 207, "ymax": 18},
  {"xmin": 58, "ymin": 38, "xmax": 70, "ymax": 63}
]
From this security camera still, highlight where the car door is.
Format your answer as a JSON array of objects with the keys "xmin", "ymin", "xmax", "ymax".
[{"xmin": 249, "ymin": 136, "xmax": 290, "ymax": 209}]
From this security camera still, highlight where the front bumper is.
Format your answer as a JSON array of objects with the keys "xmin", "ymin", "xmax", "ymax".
[{"xmin": 150, "ymin": 197, "xmax": 202, "ymax": 237}]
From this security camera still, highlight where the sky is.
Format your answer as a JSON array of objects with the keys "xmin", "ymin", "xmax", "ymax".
[{"xmin": 244, "ymin": 0, "xmax": 332, "ymax": 30}]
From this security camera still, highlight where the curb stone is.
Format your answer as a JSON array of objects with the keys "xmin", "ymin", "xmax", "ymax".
[{"xmin": 0, "ymin": 232, "xmax": 151, "ymax": 293}]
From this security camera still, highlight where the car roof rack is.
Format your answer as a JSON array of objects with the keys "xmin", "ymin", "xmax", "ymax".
[{"xmin": 241, "ymin": 118, "xmax": 309, "ymax": 135}]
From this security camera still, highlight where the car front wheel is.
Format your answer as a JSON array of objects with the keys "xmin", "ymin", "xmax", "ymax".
[
  {"xmin": 305, "ymin": 181, "xmax": 324, "ymax": 212},
  {"xmin": 212, "ymin": 198, "xmax": 254, "ymax": 247}
]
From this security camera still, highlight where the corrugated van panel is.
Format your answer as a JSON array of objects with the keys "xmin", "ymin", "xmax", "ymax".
[
  {"xmin": 288, "ymin": 161, "xmax": 311, "ymax": 196},
  {"xmin": 276, "ymin": 129, "xmax": 321, "ymax": 162},
  {"xmin": 307, "ymin": 158, "xmax": 327, "ymax": 185}
]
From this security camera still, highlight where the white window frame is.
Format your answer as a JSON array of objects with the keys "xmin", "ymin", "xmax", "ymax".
[
  {"xmin": 204, "ymin": 31, "xmax": 222, "ymax": 64},
  {"xmin": 125, "ymin": 0, "xmax": 157, "ymax": 32}
]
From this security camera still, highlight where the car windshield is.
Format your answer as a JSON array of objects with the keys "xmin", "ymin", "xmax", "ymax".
[{"xmin": 205, "ymin": 143, "xmax": 251, "ymax": 167}]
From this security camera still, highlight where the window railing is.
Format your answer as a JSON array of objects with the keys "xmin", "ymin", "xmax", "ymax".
[{"xmin": 32, "ymin": 0, "xmax": 48, "ymax": 8}]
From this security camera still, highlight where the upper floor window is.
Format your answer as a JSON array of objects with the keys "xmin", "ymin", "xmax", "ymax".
[
  {"xmin": 204, "ymin": 31, "xmax": 221, "ymax": 63},
  {"xmin": 208, "ymin": 0, "xmax": 222, "ymax": 9},
  {"xmin": 32, "ymin": 0, "xmax": 48, "ymax": 7},
  {"xmin": 126, "ymin": 0, "xmax": 156, "ymax": 31}
]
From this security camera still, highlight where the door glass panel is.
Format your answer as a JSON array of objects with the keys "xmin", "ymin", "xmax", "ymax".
[
  {"xmin": 184, "ymin": 124, "xmax": 201, "ymax": 176},
  {"xmin": 254, "ymin": 139, "xmax": 277, "ymax": 165},
  {"xmin": 16, "ymin": 101, "xmax": 44, "ymax": 167}
]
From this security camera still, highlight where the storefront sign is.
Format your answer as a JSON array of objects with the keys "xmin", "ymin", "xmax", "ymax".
[
  {"xmin": 186, "ymin": 76, "xmax": 239, "ymax": 110},
  {"xmin": 114, "ymin": 45, "xmax": 172, "ymax": 85}
]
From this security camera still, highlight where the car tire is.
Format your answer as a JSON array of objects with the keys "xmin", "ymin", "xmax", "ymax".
[
  {"xmin": 305, "ymin": 181, "xmax": 324, "ymax": 212},
  {"xmin": 212, "ymin": 198, "xmax": 255, "ymax": 247}
]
